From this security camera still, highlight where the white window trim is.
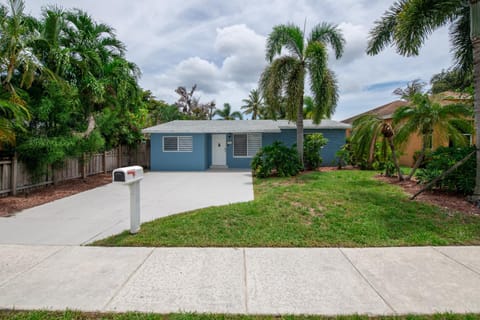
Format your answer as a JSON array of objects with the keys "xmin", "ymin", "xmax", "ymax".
[
  {"xmin": 163, "ymin": 136, "xmax": 193, "ymax": 152},
  {"xmin": 233, "ymin": 133, "xmax": 261, "ymax": 158}
]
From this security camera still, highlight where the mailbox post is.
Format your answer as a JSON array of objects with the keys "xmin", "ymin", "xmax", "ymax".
[{"xmin": 112, "ymin": 165, "xmax": 143, "ymax": 234}]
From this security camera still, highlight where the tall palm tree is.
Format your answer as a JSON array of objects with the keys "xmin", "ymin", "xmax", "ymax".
[
  {"xmin": 259, "ymin": 23, "xmax": 345, "ymax": 163},
  {"xmin": 393, "ymin": 93, "xmax": 473, "ymax": 180},
  {"xmin": 366, "ymin": 0, "xmax": 480, "ymax": 197},
  {"xmin": 351, "ymin": 114, "xmax": 404, "ymax": 180},
  {"xmin": 241, "ymin": 89, "xmax": 263, "ymax": 120},
  {"xmin": 214, "ymin": 103, "xmax": 243, "ymax": 120}
]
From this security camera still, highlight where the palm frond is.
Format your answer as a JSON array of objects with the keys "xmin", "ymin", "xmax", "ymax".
[
  {"xmin": 367, "ymin": 0, "xmax": 406, "ymax": 55},
  {"xmin": 394, "ymin": 0, "xmax": 462, "ymax": 56},
  {"xmin": 450, "ymin": 4, "xmax": 473, "ymax": 75},
  {"xmin": 265, "ymin": 24, "xmax": 304, "ymax": 61},
  {"xmin": 308, "ymin": 22, "xmax": 345, "ymax": 59}
]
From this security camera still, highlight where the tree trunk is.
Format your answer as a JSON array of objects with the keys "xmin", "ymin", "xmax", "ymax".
[
  {"xmin": 471, "ymin": 0, "xmax": 480, "ymax": 201},
  {"xmin": 407, "ymin": 139, "xmax": 426, "ymax": 180},
  {"xmin": 297, "ymin": 95, "xmax": 305, "ymax": 168},
  {"xmin": 411, "ymin": 150, "xmax": 475, "ymax": 200},
  {"xmin": 388, "ymin": 136, "xmax": 404, "ymax": 181}
]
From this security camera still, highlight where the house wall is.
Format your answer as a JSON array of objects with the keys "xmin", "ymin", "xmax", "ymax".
[
  {"xmin": 150, "ymin": 129, "xmax": 348, "ymax": 171},
  {"xmin": 263, "ymin": 129, "xmax": 347, "ymax": 166},
  {"xmin": 150, "ymin": 133, "xmax": 209, "ymax": 171}
]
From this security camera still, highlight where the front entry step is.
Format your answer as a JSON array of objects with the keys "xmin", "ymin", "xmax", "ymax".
[{"xmin": 210, "ymin": 165, "xmax": 228, "ymax": 169}]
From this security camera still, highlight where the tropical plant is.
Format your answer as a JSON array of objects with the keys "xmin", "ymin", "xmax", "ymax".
[
  {"xmin": 241, "ymin": 89, "xmax": 263, "ymax": 120},
  {"xmin": 366, "ymin": 0, "xmax": 480, "ymax": 196},
  {"xmin": 393, "ymin": 79, "xmax": 426, "ymax": 101},
  {"xmin": 416, "ymin": 146, "xmax": 476, "ymax": 195},
  {"xmin": 393, "ymin": 93, "xmax": 473, "ymax": 179},
  {"xmin": 259, "ymin": 22, "xmax": 345, "ymax": 164},
  {"xmin": 174, "ymin": 85, "xmax": 216, "ymax": 120},
  {"xmin": 303, "ymin": 133, "xmax": 328, "ymax": 170},
  {"xmin": 431, "ymin": 68, "xmax": 474, "ymax": 94},
  {"xmin": 251, "ymin": 141, "xmax": 302, "ymax": 178},
  {"xmin": 214, "ymin": 103, "xmax": 243, "ymax": 120},
  {"xmin": 351, "ymin": 114, "xmax": 404, "ymax": 180}
]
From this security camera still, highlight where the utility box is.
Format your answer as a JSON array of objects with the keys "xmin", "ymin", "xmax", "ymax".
[
  {"xmin": 112, "ymin": 165, "xmax": 144, "ymax": 234},
  {"xmin": 112, "ymin": 166, "xmax": 143, "ymax": 184}
]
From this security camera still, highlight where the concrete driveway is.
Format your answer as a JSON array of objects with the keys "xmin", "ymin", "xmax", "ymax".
[{"xmin": 0, "ymin": 171, "xmax": 254, "ymax": 245}]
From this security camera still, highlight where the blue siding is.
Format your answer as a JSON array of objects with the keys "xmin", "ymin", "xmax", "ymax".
[
  {"xmin": 149, "ymin": 129, "xmax": 347, "ymax": 171},
  {"xmin": 263, "ymin": 129, "xmax": 346, "ymax": 166},
  {"xmin": 150, "ymin": 133, "xmax": 209, "ymax": 171}
]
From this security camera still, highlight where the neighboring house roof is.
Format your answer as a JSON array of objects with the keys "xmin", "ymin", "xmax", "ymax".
[
  {"xmin": 342, "ymin": 91, "xmax": 473, "ymax": 125},
  {"xmin": 342, "ymin": 100, "xmax": 409, "ymax": 124},
  {"xmin": 142, "ymin": 119, "xmax": 351, "ymax": 134}
]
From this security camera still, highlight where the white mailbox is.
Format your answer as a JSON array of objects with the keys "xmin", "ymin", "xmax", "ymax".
[
  {"xmin": 112, "ymin": 165, "xmax": 143, "ymax": 184},
  {"xmin": 112, "ymin": 165, "xmax": 144, "ymax": 234}
]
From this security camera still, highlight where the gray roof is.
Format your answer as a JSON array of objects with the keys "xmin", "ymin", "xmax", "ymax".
[{"xmin": 142, "ymin": 119, "xmax": 350, "ymax": 134}]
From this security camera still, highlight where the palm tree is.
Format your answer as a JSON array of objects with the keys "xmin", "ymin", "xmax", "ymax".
[
  {"xmin": 259, "ymin": 23, "xmax": 345, "ymax": 163},
  {"xmin": 214, "ymin": 103, "xmax": 243, "ymax": 120},
  {"xmin": 303, "ymin": 96, "xmax": 315, "ymax": 119},
  {"xmin": 393, "ymin": 79, "xmax": 426, "ymax": 101},
  {"xmin": 393, "ymin": 93, "xmax": 473, "ymax": 180},
  {"xmin": 351, "ymin": 114, "xmax": 404, "ymax": 180},
  {"xmin": 366, "ymin": 0, "xmax": 480, "ymax": 196},
  {"xmin": 241, "ymin": 89, "xmax": 263, "ymax": 120},
  {"xmin": 0, "ymin": 98, "xmax": 29, "ymax": 144}
]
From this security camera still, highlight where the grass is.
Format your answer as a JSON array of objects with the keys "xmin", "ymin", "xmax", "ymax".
[
  {"xmin": 2, "ymin": 310, "xmax": 480, "ymax": 320},
  {"xmin": 93, "ymin": 170, "xmax": 480, "ymax": 247}
]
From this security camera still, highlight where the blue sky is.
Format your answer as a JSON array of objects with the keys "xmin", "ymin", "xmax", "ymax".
[{"xmin": 25, "ymin": 0, "xmax": 453, "ymax": 120}]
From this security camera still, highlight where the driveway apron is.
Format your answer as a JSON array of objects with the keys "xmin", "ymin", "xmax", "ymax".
[{"xmin": 0, "ymin": 171, "xmax": 254, "ymax": 245}]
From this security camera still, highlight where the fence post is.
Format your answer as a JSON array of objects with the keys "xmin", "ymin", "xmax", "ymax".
[
  {"xmin": 103, "ymin": 151, "xmax": 107, "ymax": 173},
  {"xmin": 117, "ymin": 145, "xmax": 122, "ymax": 168},
  {"xmin": 82, "ymin": 153, "xmax": 87, "ymax": 180},
  {"xmin": 11, "ymin": 153, "xmax": 17, "ymax": 196}
]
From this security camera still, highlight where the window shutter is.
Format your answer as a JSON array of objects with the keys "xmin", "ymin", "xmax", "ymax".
[
  {"xmin": 178, "ymin": 136, "xmax": 193, "ymax": 151},
  {"xmin": 164, "ymin": 137, "xmax": 178, "ymax": 151},
  {"xmin": 247, "ymin": 133, "xmax": 261, "ymax": 156},
  {"xmin": 234, "ymin": 134, "xmax": 247, "ymax": 157}
]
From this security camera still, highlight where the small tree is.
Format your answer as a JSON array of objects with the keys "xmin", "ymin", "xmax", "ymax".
[
  {"xmin": 351, "ymin": 114, "xmax": 404, "ymax": 180},
  {"xmin": 394, "ymin": 93, "xmax": 473, "ymax": 180},
  {"xmin": 304, "ymin": 133, "xmax": 328, "ymax": 170},
  {"xmin": 174, "ymin": 84, "xmax": 216, "ymax": 119},
  {"xmin": 214, "ymin": 103, "xmax": 243, "ymax": 120}
]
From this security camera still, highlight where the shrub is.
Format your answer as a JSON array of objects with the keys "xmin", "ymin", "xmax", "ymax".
[
  {"xmin": 335, "ymin": 143, "xmax": 351, "ymax": 169},
  {"xmin": 251, "ymin": 141, "xmax": 302, "ymax": 178},
  {"xmin": 415, "ymin": 146, "xmax": 476, "ymax": 195},
  {"xmin": 303, "ymin": 133, "xmax": 328, "ymax": 170}
]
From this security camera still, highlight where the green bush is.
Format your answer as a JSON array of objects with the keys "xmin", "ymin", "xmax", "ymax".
[
  {"xmin": 303, "ymin": 133, "xmax": 328, "ymax": 170},
  {"xmin": 251, "ymin": 141, "xmax": 302, "ymax": 178},
  {"xmin": 416, "ymin": 146, "xmax": 476, "ymax": 195}
]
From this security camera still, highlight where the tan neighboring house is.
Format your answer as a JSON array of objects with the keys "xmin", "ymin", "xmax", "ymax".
[{"xmin": 342, "ymin": 91, "xmax": 473, "ymax": 167}]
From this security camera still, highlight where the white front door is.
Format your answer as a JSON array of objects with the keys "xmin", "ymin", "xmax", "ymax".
[{"xmin": 212, "ymin": 134, "xmax": 227, "ymax": 166}]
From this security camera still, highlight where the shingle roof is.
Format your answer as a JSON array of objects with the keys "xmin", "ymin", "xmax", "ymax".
[
  {"xmin": 342, "ymin": 100, "xmax": 409, "ymax": 124},
  {"xmin": 142, "ymin": 119, "xmax": 351, "ymax": 134}
]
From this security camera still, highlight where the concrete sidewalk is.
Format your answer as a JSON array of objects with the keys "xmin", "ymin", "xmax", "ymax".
[
  {"xmin": 0, "ymin": 171, "xmax": 253, "ymax": 245},
  {"xmin": 1, "ymin": 245, "xmax": 480, "ymax": 315}
]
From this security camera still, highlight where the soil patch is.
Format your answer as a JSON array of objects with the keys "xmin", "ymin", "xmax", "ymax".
[
  {"xmin": 0, "ymin": 174, "xmax": 111, "ymax": 217},
  {"xmin": 376, "ymin": 175, "xmax": 480, "ymax": 216}
]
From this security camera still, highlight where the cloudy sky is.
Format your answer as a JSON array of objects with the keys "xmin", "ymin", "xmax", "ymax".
[{"xmin": 26, "ymin": 0, "xmax": 453, "ymax": 120}]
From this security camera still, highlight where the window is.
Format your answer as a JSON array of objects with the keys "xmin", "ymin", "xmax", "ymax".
[
  {"xmin": 233, "ymin": 133, "xmax": 261, "ymax": 157},
  {"xmin": 163, "ymin": 136, "xmax": 193, "ymax": 152}
]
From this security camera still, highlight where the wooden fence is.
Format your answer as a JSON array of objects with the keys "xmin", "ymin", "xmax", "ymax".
[{"xmin": 0, "ymin": 143, "xmax": 150, "ymax": 196}]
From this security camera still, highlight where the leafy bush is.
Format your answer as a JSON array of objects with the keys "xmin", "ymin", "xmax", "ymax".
[
  {"xmin": 335, "ymin": 142, "xmax": 351, "ymax": 169},
  {"xmin": 251, "ymin": 141, "xmax": 302, "ymax": 178},
  {"xmin": 303, "ymin": 133, "xmax": 328, "ymax": 170},
  {"xmin": 416, "ymin": 146, "xmax": 476, "ymax": 195}
]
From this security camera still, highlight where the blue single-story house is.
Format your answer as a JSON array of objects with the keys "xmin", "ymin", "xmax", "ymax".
[{"xmin": 142, "ymin": 120, "xmax": 351, "ymax": 171}]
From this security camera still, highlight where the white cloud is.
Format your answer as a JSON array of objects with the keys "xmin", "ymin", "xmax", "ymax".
[{"xmin": 26, "ymin": 0, "xmax": 457, "ymax": 118}]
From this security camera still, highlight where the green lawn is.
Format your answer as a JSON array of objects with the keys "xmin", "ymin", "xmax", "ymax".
[
  {"xmin": 2, "ymin": 311, "xmax": 480, "ymax": 320},
  {"xmin": 94, "ymin": 170, "xmax": 480, "ymax": 247}
]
